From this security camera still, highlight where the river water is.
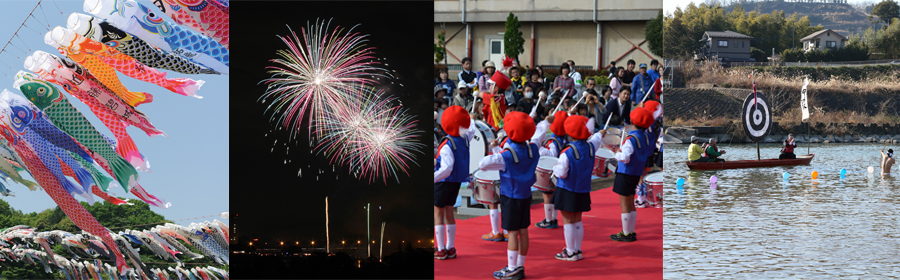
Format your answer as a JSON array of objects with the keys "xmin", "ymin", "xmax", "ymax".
[{"xmin": 663, "ymin": 143, "xmax": 900, "ymax": 279}]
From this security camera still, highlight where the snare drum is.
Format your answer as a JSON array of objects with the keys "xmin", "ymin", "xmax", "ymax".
[
  {"xmin": 601, "ymin": 134, "xmax": 621, "ymax": 151},
  {"xmin": 469, "ymin": 121, "xmax": 497, "ymax": 174},
  {"xmin": 472, "ymin": 170, "xmax": 500, "ymax": 204},
  {"xmin": 592, "ymin": 148, "xmax": 617, "ymax": 177},
  {"xmin": 606, "ymin": 127, "xmax": 622, "ymax": 136},
  {"xmin": 644, "ymin": 172, "xmax": 663, "ymax": 208},
  {"xmin": 534, "ymin": 156, "xmax": 558, "ymax": 192}
]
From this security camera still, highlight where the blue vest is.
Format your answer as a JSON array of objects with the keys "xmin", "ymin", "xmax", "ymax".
[
  {"xmin": 617, "ymin": 130, "xmax": 653, "ymax": 176},
  {"xmin": 499, "ymin": 142, "xmax": 540, "ymax": 199},
  {"xmin": 435, "ymin": 136, "xmax": 470, "ymax": 182},
  {"xmin": 544, "ymin": 134, "xmax": 568, "ymax": 155},
  {"xmin": 557, "ymin": 140, "xmax": 595, "ymax": 194}
]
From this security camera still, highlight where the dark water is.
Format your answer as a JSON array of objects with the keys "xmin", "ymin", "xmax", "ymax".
[{"xmin": 664, "ymin": 143, "xmax": 900, "ymax": 279}]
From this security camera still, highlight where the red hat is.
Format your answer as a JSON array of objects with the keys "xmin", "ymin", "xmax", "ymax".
[
  {"xmin": 564, "ymin": 115, "xmax": 590, "ymax": 140},
  {"xmin": 441, "ymin": 105, "xmax": 471, "ymax": 137},
  {"xmin": 643, "ymin": 100, "xmax": 661, "ymax": 119},
  {"xmin": 490, "ymin": 71, "xmax": 512, "ymax": 90},
  {"xmin": 503, "ymin": 112, "xmax": 535, "ymax": 143},
  {"xmin": 549, "ymin": 111, "xmax": 568, "ymax": 136},
  {"xmin": 630, "ymin": 107, "xmax": 654, "ymax": 129}
]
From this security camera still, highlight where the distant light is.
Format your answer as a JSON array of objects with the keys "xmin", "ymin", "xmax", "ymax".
[
  {"xmin": 388, "ymin": 240, "xmax": 390, "ymax": 244},
  {"xmin": 342, "ymin": 241, "xmax": 345, "ymax": 244},
  {"xmin": 431, "ymin": 240, "xmax": 434, "ymax": 243},
  {"xmin": 357, "ymin": 240, "xmax": 361, "ymax": 244},
  {"xmin": 311, "ymin": 241, "xmax": 315, "ymax": 245},
  {"xmin": 296, "ymin": 242, "xmax": 299, "ymax": 245},
  {"xmin": 280, "ymin": 242, "xmax": 284, "ymax": 245},
  {"xmin": 372, "ymin": 240, "xmax": 375, "ymax": 244},
  {"xmin": 249, "ymin": 242, "xmax": 253, "ymax": 246}
]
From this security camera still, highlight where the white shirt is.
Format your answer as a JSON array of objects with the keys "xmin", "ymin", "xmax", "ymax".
[
  {"xmin": 552, "ymin": 132, "xmax": 604, "ymax": 179},
  {"xmin": 614, "ymin": 130, "xmax": 650, "ymax": 163},
  {"xmin": 481, "ymin": 142, "xmax": 549, "ymax": 172},
  {"xmin": 434, "ymin": 126, "xmax": 477, "ymax": 183},
  {"xmin": 569, "ymin": 71, "xmax": 582, "ymax": 89}
]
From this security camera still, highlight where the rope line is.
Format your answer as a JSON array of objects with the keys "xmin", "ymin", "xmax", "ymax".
[
  {"xmin": 0, "ymin": 0, "xmax": 43, "ymax": 58},
  {"xmin": 9, "ymin": 42, "xmax": 28, "ymax": 57},
  {"xmin": 51, "ymin": 0, "xmax": 63, "ymax": 15},
  {"xmin": 22, "ymin": 23, "xmax": 45, "ymax": 37},
  {"xmin": 39, "ymin": 3, "xmax": 52, "ymax": 30},
  {"xmin": 16, "ymin": 34, "xmax": 33, "ymax": 53}
]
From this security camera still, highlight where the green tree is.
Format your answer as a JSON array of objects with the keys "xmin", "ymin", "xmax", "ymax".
[
  {"xmin": 0, "ymin": 199, "xmax": 228, "ymax": 279},
  {"xmin": 663, "ymin": 11, "xmax": 694, "ymax": 58},
  {"xmin": 872, "ymin": 0, "xmax": 900, "ymax": 25},
  {"xmin": 646, "ymin": 10, "xmax": 664, "ymax": 57},
  {"xmin": 862, "ymin": 18, "xmax": 900, "ymax": 58},
  {"xmin": 434, "ymin": 30, "xmax": 446, "ymax": 65},
  {"xmin": 503, "ymin": 12, "xmax": 525, "ymax": 62},
  {"xmin": 780, "ymin": 48, "xmax": 805, "ymax": 62},
  {"xmin": 750, "ymin": 47, "xmax": 768, "ymax": 62}
]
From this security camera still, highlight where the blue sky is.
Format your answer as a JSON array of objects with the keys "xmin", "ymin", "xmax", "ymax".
[{"xmin": 0, "ymin": 0, "xmax": 228, "ymax": 227}]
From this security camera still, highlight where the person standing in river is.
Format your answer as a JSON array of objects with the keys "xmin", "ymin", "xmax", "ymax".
[{"xmin": 882, "ymin": 148, "xmax": 895, "ymax": 176}]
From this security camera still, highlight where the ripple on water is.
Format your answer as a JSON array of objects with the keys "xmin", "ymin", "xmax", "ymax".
[{"xmin": 664, "ymin": 143, "xmax": 900, "ymax": 278}]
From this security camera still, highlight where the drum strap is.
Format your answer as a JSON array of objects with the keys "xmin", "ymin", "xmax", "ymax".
[
  {"xmin": 544, "ymin": 138, "xmax": 561, "ymax": 154},
  {"xmin": 564, "ymin": 142, "xmax": 593, "ymax": 161},
  {"xmin": 502, "ymin": 144, "xmax": 534, "ymax": 164},
  {"xmin": 440, "ymin": 136, "xmax": 469, "ymax": 151}
]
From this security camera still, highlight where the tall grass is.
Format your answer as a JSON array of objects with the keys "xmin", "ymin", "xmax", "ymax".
[{"xmin": 670, "ymin": 61, "xmax": 900, "ymax": 130}]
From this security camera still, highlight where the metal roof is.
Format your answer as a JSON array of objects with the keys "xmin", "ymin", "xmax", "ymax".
[
  {"xmin": 800, "ymin": 29, "xmax": 847, "ymax": 41},
  {"xmin": 703, "ymin": 31, "xmax": 754, "ymax": 39}
]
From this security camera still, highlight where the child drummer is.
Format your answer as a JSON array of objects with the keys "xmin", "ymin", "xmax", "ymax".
[
  {"xmin": 434, "ymin": 105, "xmax": 476, "ymax": 260},
  {"xmin": 481, "ymin": 67, "xmax": 515, "ymax": 242},
  {"xmin": 551, "ymin": 115, "xmax": 605, "ymax": 261},
  {"xmin": 529, "ymin": 110, "xmax": 568, "ymax": 229},
  {"xmin": 609, "ymin": 107, "xmax": 656, "ymax": 242},
  {"xmin": 477, "ymin": 111, "xmax": 540, "ymax": 280}
]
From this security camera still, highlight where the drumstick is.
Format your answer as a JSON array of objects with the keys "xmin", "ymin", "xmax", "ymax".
[
  {"xmin": 603, "ymin": 112, "xmax": 613, "ymax": 130},
  {"xmin": 550, "ymin": 90, "xmax": 569, "ymax": 115},
  {"xmin": 471, "ymin": 90, "xmax": 478, "ymax": 114}
]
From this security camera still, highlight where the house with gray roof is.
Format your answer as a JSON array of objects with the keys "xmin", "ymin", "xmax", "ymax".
[
  {"xmin": 697, "ymin": 31, "xmax": 755, "ymax": 63},
  {"xmin": 800, "ymin": 29, "xmax": 846, "ymax": 52}
]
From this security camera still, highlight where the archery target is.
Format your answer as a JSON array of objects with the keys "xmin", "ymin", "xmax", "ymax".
[{"xmin": 741, "ymin": 92, "xmax": 772, "ymax": 142}]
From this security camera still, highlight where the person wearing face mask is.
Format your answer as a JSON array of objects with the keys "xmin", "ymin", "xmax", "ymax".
[
  {"xmin": 517, "ymin": 85, "xmax": 536, "ymax": 116},
  {"xmin": 434, "ymin": 106, "xmax": 477, "ymax": 260}
]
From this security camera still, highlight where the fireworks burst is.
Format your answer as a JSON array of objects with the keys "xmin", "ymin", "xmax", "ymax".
[
  {"xmin": 313, "ymin": 84, "xmax": 423, "ymax": 184},
  {"xmin": 260, "ymin": 19, "xmax": 388, "ymax": 140}
]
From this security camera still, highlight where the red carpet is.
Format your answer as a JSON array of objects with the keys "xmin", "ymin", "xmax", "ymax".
[{"xmin": 434, "ymin": 188, "xmax": 663, "ymax": 280}]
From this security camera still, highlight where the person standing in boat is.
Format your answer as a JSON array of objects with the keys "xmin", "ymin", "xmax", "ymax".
[
  {"xmin": 882, "ymin": 148, "xmax": 895, "ymax": 176},
  {"xmin": 703, "ymin": 138, "xmax": 726, "ymax": 162},
  {"xmin": 779, "ymin": 134, "xmax": 797, "ymax": 160}
]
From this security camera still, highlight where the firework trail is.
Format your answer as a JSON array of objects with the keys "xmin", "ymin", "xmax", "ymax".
[
  {"xmin": 260, "ymin": 19, "xmax": 388, "ymax": 141},
  {"xmin": 313, "ymin": 84, "xmax": 423, "ymax": 184}
]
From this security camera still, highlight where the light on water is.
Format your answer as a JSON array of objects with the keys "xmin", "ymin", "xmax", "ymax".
[{"xmin": 664, "ymin": 143, "xmax": 899, "ymax": 278}]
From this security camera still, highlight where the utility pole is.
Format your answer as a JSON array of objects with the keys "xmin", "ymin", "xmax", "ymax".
[{"xmin": 366, "ymin": 203, "xmax": 370, "ymax": 259}]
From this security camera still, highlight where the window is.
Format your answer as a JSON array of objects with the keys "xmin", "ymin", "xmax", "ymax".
[
  {"xmin": 742, "ymin": 41, "xmax": 745, "ymax": 48},
  {"xmin": 827, "ymin": 41, "xmax": 836, "ymax": 48},
  {"xmin": 718, "ymin": 40, "xmax": 728, "ymax": 47},
  {"xmin": 491, "ymin": 41, "xmax": 501, "ymax": 54}
]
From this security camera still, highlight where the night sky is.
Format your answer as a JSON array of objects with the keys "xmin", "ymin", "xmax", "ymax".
[{"xmin": 230, "ymin": 1, "xmax": 433, "ymax": 252}]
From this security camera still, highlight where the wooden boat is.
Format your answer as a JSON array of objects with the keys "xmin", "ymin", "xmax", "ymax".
[{"xmin": 686, "ymin": 154, "xmax": 815, "ymax": 170}]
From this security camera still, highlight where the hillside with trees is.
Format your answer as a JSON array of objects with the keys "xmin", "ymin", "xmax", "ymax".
[
  {"xmin": 721, "ymin": 1, "xmax": 878, "ymax": 35},
  {"xmin": 0, "ymin": 199, "xmax": 227, "ymax": 279}
]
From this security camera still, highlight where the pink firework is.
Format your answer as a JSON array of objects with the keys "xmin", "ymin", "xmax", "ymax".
[
  {"xmin": 260, "ymin": 19, "xmax": 387, "ymax": 140},
  {"xmin": 313, "ymin": 84, "xmax": 423, "ymax": 184}
]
